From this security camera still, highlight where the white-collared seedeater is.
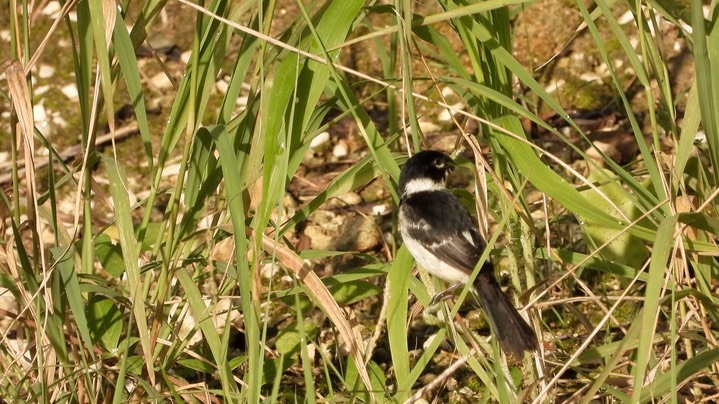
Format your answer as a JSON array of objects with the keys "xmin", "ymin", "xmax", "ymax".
[{"xmin": 398, "ymin": 150, "xmax": 537, "ymax": 358}]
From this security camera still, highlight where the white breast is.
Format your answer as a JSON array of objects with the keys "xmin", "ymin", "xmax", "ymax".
[{"xmin": 399, "ymin": 219, "xmax": 470, "ymax": 285}]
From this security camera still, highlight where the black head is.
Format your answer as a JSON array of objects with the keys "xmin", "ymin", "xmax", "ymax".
[{"xmin": 398, "ymin": 150, "xmax": 454, "ymax": 197}]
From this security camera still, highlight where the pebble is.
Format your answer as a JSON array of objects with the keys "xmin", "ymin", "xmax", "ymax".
[
  {"xmin": 417, "ymin": 119, "xmax": 441, "ymax": 134},
  {"xmin": 181, "ymin": 50, "xmax": 192, "ymax": 64},
  {"xmin": 437, "ymin": 101, "xmax": 464, "ymax": 122},
  {"xmin": 38, "ymin": 64, "xmax": 55, "ymax": 79},
  {"xmin": 310, "ymin": 131, "xmax": 330, "ymax": 149},
  {"xmin": 595, "ymin": 62, "xmax": 609, "ymax": 77},
  {"xmin": 42, "ymin": 1, "xmax": 61, "ymax": 16},
  {"xmin": 34, "ymin": 103, "xmax": 52, "ymax": 136},
  {"xmin": 33, "ymin": 103, "xmax": 47, "ymax": 123},
  {"xmin": 332, "ymin": 141, "xmax": 348, "ymax": 158},
  {"xmin": 215, "ymin": 79, "xmax": 229, "ymax": 94},
  {"xmin": 617, "ymin": 10, "xmax": 634, "ymax": 25},
  {"xmin": 337, "ymin": 191, "xmax": 362, "ymax": 205},
  {"xmin": 260, "ymin": 263, "xmax": 281, "ymax": 279},
  {"xmin": 586, "ymin": 141, "xmax": 621, "ymax": 167},
  {"xmin": 544, "ymin": 79, "xmax": 565, "ymax": 93},
  {"xmin": 34, "ymin": 85, "xmax": 50, "ymax": 96},
  {"xmin": 371, "ymin": 204, "xmax": 388, "ymax": 216},
  {"xmin": 579, "ymin": 72, "xmax": 602, "ymax": 82},
  {"xmin": 150, "ymin": 72, "xmax": 173, "ymax": 90},
  {"xmin": 51, "ymin": 113, "xmax": 68, "ymax": 128},
  {"xmin": 60, "ymin": 84, "xmax": 79, "ymax": 100},
  {"xmin": 440, "ymin": 86, "xmax": 456, "ymax": 98}
]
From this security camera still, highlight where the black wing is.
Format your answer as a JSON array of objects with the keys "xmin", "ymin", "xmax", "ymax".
[{"xmin": 401, "ymin": 190, "xmax": 487, "ymax": 273}]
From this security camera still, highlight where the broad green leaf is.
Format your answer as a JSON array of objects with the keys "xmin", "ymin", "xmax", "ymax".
[
  {"xmin": 275, "ymin": 322, "xmax": 320, "ymax": 356},
  {"xmin": 86, "ymin": 295, "xmax": 123, "ymax": 351},
  {"xmin": 580, "ymin": 169, "xmax": 651, "ymax": 268},
  {"xmin": 94, "ymin": 234, "xmax": 125, "ymax": 277}
]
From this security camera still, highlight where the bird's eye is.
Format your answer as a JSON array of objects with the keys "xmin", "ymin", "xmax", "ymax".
[{"xmin": 433, "ymin": 158, "xmax": 445, "ymax": 169}]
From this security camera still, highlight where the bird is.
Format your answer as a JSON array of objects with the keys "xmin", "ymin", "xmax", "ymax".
[{"xmin": 397, "ymin": 150, "xmax": 538, "ymax": 358}]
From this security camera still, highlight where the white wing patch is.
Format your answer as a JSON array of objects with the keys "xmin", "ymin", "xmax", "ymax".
[{"xmin": 461, "ymin": 230, "xmax": 475, "ymax": 245}]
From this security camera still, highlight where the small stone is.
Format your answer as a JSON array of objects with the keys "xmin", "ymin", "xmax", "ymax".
[
  {"xmin": 417, "ymin": 119, "xmax": 441, "ymax": 134},
  {"xmin": 571, "ymin": 52, "xmax": 585, "ymax": 62},
  {"xmin": 371, "ymin": 204, "xmax": 388, "ymax": 216},
  {"xmin": 617, "ymin": 10, "xmax": 634, "ymax": 25},
  {"xmin": 332, "ymin": 141, "xmax": 348, "ymax": 158},
  {"xmin": 595, "ymin": 63, "xmax": 609, "ymax": 77},
  {"xmin": 440, "ymin": 86, "xmax": 455, "ymax": 98},
  {"xmin": 310, "ymin": 131, "xmax": 330, "ymax": 149},
  {"xmin": 579, "ymin": 72, "xmax": 602, "ymax": 82},
  {"xmin": 38, "ymin": 64, "xmax": 55, "ymax": 79},
  {"xmin": 438, "ymin": 109, "xmax": 453, "ymax": 122},
  {"xmin": 303, "ymin": 210, "xmax": 380, "ymax": 251},
  {"xmin": 34, "ymin": 85, "xmax": 50, "ymax": 96},
  {"xmin": 33, "ymin": 103, "xmax": 47, "ymax": 122},
  {"xmin": 51, "ymin": 113, "xmax": 68, "ymax": 128},
  {"xmin": 437, "ymin": 102, "xmax": 464, "ymax": 122},
  {"xmin": 544, "ymin": 79, "xmax": 565, "ymax": 93},
  {"xmin": 458, "ymin": 387, "xmax": 475, "ymax": 396},
  {"xmin": 61, "ymin": 84, "xmax": 79, "ymax": 100},
  {"xmin": 586, "ymin": 141, "xmax": 621, "ymax": 167},
  {"xmin": 150, "ymin": 72, "xmax": 173, "ymax": 90},
  {"xmin": 180, "ymin": 50, "xmax": 192, "ymax": 64},
  {"xmin": 336, "ymin": 191, "xmax": 362, "ymax": 206},
  {"xmin": 42, "ymin": 1, "xmax": 62, "ymax": 16},
  {"xmin": 260, "ymin": 263, "xmax": 281, "ymax": 279},
  {"xmin": 215, "ymin": 79, "xmax": 229, "ymax": 94}
]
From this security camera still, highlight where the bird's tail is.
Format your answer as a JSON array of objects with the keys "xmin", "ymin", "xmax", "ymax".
[{"xmin": 474, "ymin": 271, "xmax": 538, "ymax": 358}]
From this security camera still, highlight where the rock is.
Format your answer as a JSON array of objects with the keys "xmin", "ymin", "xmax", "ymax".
[
  {"xmin": 303, "ymin": 210, "xmax": 381, "ymax": 251},
  {"xmin": 42, "ymin": 1, "xmax": 61, "ymax": 16},
  {"xmin": 310, "ymin": 131, "xmax": 330, "ymax": 149},
  {"xmin": 38, "ymin": 64, "xmax": 55, "ymax": 79},
  {"xmin": 215, "ymin": 78, "xmax": 229, "ymax": 94},
  {"xmin": 60, "ymin": 84, "xmax": 79, "ymax": 100},
  {"xmin": 586, "ymin": 141, "xmax": 621, "ymax": 167},
  {"xmin": 150, "ymin": 72, "xmax": 173, "ymax": 90},
  {"xmin": 332, "ymin": 141, "xmax": 348, "ymax": 158}
]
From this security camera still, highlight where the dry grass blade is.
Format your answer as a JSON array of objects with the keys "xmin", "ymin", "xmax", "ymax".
[{"xmin": 4, "ymin": 59, "xmax": 46, "ymax": 269}]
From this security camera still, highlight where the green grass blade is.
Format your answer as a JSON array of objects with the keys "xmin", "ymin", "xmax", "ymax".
[
  {"xmin": 386, "ymin": 246, "xmax": 412, "ymax": 401},
  {"xmin": 212, "ymin": 125, "xmax": 253, "ymax": 399},
  {"xmin": 632, "ymin": 215, "xmax": 677, "ymax": 401},
  {"xmin": 112, "ymin": 13, "xmax": 154, "ymax": 171},
  {"xmin": 102, "ymin": 155, "xmax": 154, "ymax": 383}
]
